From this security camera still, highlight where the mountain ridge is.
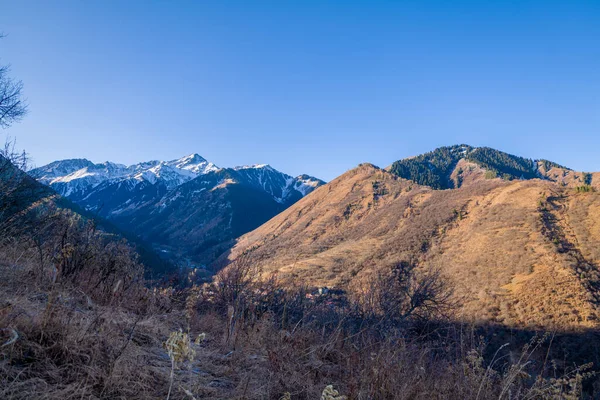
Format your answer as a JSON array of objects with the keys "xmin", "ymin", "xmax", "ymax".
[
  {"xmin": 387, "ymin": 144, "xmax": 593, "ymax": 190},
  {"xmin": 223, "ymin": 145, "xmax": 600, "ymax": 330},
  {"xmin": 30, "ymin": 153, "xmax": 325, "ymax": 265},
  {"xmin": 31, "ymin": 153, "xmax": 219, "ymax": 194}
]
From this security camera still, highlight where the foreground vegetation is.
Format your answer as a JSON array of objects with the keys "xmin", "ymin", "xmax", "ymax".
[{"xmin": 1, "ymin": 158, "xmax": 599, "ymax": 398}]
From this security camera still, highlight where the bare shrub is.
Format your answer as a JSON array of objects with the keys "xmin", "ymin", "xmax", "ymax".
[
  {"xmin": 212, "ymin": 253, "xmax": 262, "ymax": 309},
  {"xmin": 353, "ymin": 260, "xmax": 455, "ymax": 328}
]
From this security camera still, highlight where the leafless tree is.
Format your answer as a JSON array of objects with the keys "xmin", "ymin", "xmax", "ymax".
[
  {"xmin": 355, "ymin": 260, "xmax": 455, "ymax": 325},
  {"xmin": 213, "ymin": 253, "xmax": 262, "ymax": 308},
  {"xmin": 0, "ymin": 141, "xmax": 46, "ymax": 240},
  {"xmin": 0, "ymin": 32, "xmax": 33, "ymax": 239},
  {"xmin": 0, "ymin": 34, "xmax": 27, "ymax": 129}
]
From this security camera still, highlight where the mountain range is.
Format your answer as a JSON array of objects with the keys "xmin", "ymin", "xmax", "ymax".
[
  {"xmin": 30, "ymin": 154, "xmax": 324, "ymax": 265},
  {"xmin": 30, "ymin": 144, "xmax": 600, "ymax": 331}
]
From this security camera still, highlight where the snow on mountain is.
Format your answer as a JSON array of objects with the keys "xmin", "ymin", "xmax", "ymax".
[
  {"xmin": 31, "ymin": 159, "xmax": 96, "ymax": 185},
  {"xmin": 30, "ymin": 154, "xmax": 325, "ymax": 265},
  {"xmin": 293, "ymin": 174, "xmax": 326, "ymax": 196},
  {"xmin": 133, "ymin": 163, "xmax": 195, "ymax": 190},
  {"xmin": 30, "ymin": 154, "xmax": 220, "ymax": 198},
  {"xmin": 233, "ymin": 164, "xmax": 317, "ymax": 204},
  {"xmin": 51, "ymin": 162, "xmax": 128, "ymax": 185},
  {"xmin": 31, "ymin": 154, "xmax": 325, "ymax": 209},
  {"xmin": 166, "ymin": 153, "xmax": 219, "ymax": 175}
]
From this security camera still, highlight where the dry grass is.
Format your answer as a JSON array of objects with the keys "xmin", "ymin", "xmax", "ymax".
[
  {"xmin": 2, "ymin": 241, "xmax": 599, "ymax": 399},
  {"xmin": 225, "ymin": 165, "xmax": 600, "ymax": 330},
  {"xmin": 179, "ymin": 273, "xmax": 600, "ymax": 399},
  {"xmin": 0, "ymin": 259, "xmax": 177, "ymax": 399}
]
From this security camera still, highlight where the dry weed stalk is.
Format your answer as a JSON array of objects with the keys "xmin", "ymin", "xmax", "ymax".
[{"xmin": 321, "ymin": 384, "xmax": 347, "ymax": 400}]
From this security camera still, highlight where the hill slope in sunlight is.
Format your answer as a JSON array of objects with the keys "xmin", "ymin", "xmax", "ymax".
[{"xmin": 224, "ymin": 146, "xmax": 600, "ymax": 330}]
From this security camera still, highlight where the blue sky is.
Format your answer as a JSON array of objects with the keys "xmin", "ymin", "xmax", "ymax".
[{"xmin": 1, "ymin": 0, "xmax": 598, "ymax": 181}]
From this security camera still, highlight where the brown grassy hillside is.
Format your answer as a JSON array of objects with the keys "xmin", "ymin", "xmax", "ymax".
[{"xmin": 225, "ymin": 163, "xmax": 600, "ymax": 330}]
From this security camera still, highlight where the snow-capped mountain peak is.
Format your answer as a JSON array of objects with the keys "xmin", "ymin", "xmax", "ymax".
[
  {"xmin": 30, "ymin": 158, "xmax": 96, "ymax": 185},
  {"xmin": 171, "ymin": 153, "xmax": 205, "ymax": 165},
  {"xmin": 294, "ymin": 174, "xmax": 326, "ymax": 196},
  {"xmin": 231, "ymin": 164, "xmax": 324, "ymax": 204},
  {"xmin": 233, "ymin": 163, "xmax": 272, "ymax": 171},
  {"xmin": 132, "ymin": 162, "xmax": 197, "ymax": 190},
  {"xmin": 166, "ymin": 153, "xmax": 219, "ymax": 175},
  {"xmin": 30, "ymin": 154, "xmax": 220, "ymax": 199},
  {"xmin": 30, "ymin": 154, "xmax": 325, "ymax": 222}
]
